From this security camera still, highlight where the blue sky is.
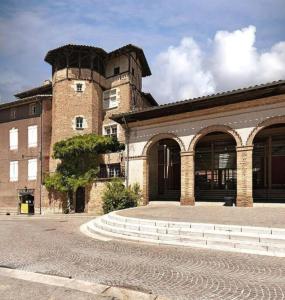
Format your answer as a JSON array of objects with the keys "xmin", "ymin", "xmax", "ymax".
[{"xmin": 0, "ymin": 0, "xmax": 285, "ymax": 103}]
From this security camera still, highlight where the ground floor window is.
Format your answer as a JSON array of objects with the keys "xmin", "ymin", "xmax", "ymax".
[{"xmin": 100, "ymin": 163, "xmax": 121, "ymax": 178}]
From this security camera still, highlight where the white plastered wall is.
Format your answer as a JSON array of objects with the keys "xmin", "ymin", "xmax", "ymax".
[{"xmin": 127, "ymin": 101, "xmax": 285, "ymax": 185}]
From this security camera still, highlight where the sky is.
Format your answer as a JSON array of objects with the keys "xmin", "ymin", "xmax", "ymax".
[{"xmin": 0, "ymin": 0, "xmax": 285, "ymax": 104}]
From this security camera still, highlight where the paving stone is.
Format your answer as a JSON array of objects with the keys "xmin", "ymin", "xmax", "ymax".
[{"xmin": 1, "ymin": 215, "xmax": 285, "ymax": 300}]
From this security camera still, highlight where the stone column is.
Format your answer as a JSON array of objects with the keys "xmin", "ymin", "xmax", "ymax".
[
  {"xmin": 236, "ymin": 146, "xmax": 254, "ymax": 207},
  {"xmin": 180, "ymin": 151, "xmax": 195, "ymax": 206},
  {"xmin": 141, "ymin": 156, "xmax": 149, "ymax": 205}
]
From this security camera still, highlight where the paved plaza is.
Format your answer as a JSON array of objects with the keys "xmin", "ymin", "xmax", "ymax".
[
  {"xmin": 0, "ymin": 214, "xmax": 284, "ymax": 299},
  {"xmin": 118, "ymin": 202, "xmax": 285, "ymax": 228}
]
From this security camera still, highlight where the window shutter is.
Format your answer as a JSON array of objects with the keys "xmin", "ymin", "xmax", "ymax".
[
  {"xmin": 9, "ymin": 128, "xmax": 18, "ymax": 150},
  {"xmin": 28, "ymin": 125, "xmax": 38, "ymax": 148},
  {"xmin": 10, "ymin": 161, "xmax": 18, "ymax": 182},
  {"xmin": 28, "ymin": 159, "xmax": 37, "ymax": 180}
]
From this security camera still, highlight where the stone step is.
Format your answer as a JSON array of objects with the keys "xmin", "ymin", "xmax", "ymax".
[
  {"xmin": 85, "ymin": 212, "xmax": 285, "ymax": 257},
  {"xmin": 106, "ymin": 212, "xmax": 285, "ymax": 236},
  {"xmin": 95, "ymin": 217, "xmax": 285, "ymax": 247},
  {"xmin": 87, "ymin": 219, "xmax": 285, "ymax": 257}
]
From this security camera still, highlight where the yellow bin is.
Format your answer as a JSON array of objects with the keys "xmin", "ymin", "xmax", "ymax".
[{"xmin": 20, "ymin": 203, "xmax": 29, "ymax": 214}]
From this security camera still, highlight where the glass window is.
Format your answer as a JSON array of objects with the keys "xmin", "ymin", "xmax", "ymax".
[
  {"xmin": 100, "ymin": 164, "xmax": 121, "ymax": 178},
  {"xmin": 9, "ymin": 128, "xmax": 18, "ymax": 150},
  {"xmin": 114, "ymin": 67, "xmax": 120, "ymax": 75},
  {"xmin": 28, "ymin": 125, "xmax": 38, "ymax": 148},
  {"xmin": 28, "ymin": 159, "xmax": 37, "ymax": 180},
  {"xmin": 76, "ymin": 117, "xmax": 84, "ymax": 129},
  {"xmin": 10, "ymin": 161, "xmax": 18, "ymax": 182},
  {"xmin": 76, "ymin": 83, "xmax": 83, "ymax": 92},
  {"xmin": 10, "ymin": 109, "xmax": 16, "ymax": 120},
  {"xmin": 103, "ymin": 88, "xmax": 119, "ymax": 109},
  {"xmin": 104, "ymin": 125, "xmax": 117, "ymax": 138},
  {"xmin": 29, "ymin": 103, "xmax": 37, "ymax": 115}
]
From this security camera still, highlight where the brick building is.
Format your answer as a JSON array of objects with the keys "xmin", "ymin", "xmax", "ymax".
[
  {"xmin": 0, "ymin": 43, "xmax": 284, "ymax": 214},
  {"xmin": 0, "ymin": 44, "xmax": 157, "ymax": 214},
  {"xmin": 113, "ymin": 80, "xmax": 285, "ymax": 207}
]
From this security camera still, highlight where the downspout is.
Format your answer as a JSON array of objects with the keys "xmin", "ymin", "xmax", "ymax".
[
  {"xmin": 39, "ymin": 98, "xmax": 43, "ymax": 215},
  {"xmin": 122, "ymin": 116, "xmax": 130, "ymax": 187}
]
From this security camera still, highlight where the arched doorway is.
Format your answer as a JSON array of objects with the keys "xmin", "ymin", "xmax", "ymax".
[
  {"xmin": 195, "ymin": 132, "xmax": 237, "ymax": 201},
  {"xmin": 75, "ymin": 187, "xmax": 85, "ymax": 213},
  {"xmin": 148, "ymin": 139, "xmax": 181, "ymax": 201},
  {"xmin": 253, "ymin": 124, "xmax": 285, "ymax": 202}
]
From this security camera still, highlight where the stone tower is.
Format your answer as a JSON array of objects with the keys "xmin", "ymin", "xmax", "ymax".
[{"xmin": 45, "ymin": 44, "xmax": 154, "ymax": 173}]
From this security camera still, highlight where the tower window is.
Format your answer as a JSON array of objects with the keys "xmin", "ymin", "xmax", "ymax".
[
  {"xmin": 114, "ymin": 67, "xmax": 120, "ymax": 75},
  {"xmin": 103, "ymin": 88, "xmax": 119, "ymax": 109},
  {"xmin": 76, "ymin": 117, "xmax": 84, "ymax": 129},
  {"xmin": 76, "ymin": 83, "xmax": 83, "ymax": 92}
]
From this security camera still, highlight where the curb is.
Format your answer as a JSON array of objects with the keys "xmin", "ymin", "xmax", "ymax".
[{"xmin": 0, "ymin": 267, "xmax": 167, "ymax": 300}]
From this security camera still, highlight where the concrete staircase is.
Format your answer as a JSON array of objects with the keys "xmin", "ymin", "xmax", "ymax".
[{"xmin": 86, "ymin": 211, "xmax": 285, "ymax": 257}]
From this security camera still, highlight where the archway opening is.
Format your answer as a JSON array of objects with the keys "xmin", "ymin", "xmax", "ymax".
[
  {"xmin": 75, "ymin": 187, "xmax": 85, "ymax": 213},
  {"xmin": 195, "ymin": 132, "xmax": 237, "ymax": 202},
  {"xmin": 253, "ymin": 123, "xmax": 285, "ymax": 203},
  {"xmin": 148, "ymin": 138, "xmax": 181, "ymax": 201}
]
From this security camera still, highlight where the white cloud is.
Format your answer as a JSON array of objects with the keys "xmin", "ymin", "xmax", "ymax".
[{"xmin": 145, "ymin": 26, "xmax": 285, "ymax": 104}]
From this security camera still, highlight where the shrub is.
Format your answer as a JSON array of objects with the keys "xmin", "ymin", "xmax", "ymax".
[{"xmin": 102, "ymin": 179, "xmax": 141, "ymax": 214}]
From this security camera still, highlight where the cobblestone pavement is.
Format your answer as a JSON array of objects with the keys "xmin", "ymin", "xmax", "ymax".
[
  {"xmin": 0, "ymin": 216, "xmax": 284, "ymax": 300},
  {"xmin": 118, "ymin": 203, "xmax": 285, "ymax": 228}
]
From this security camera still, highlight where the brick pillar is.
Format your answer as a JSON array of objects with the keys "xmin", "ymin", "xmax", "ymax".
[
  {"xmin": 142, "ymin": 156, "xmax": 149, "ymax": 205},
  {"xmin": 236, "ymin": 146, "xmax": 253, "ymax": 207},
  {"xmin": 180, "ymin": 151, "xmax": 195, "ymax": 206}
]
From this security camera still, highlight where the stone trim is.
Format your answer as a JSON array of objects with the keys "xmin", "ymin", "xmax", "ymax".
[
  {"xmin": 128, "ymin": 155, "xmax": 147, "ymax": 160},
  {"xmin": 246, "ymin": 115, "xmax": 285, "ymax": 146},
  {"xmin": 142, "ymin": 132, "xmax": 186, "ymax": 156},
  {"xmin": 188, "ymin": 124, "xmax": 243, "ymax": 151}
]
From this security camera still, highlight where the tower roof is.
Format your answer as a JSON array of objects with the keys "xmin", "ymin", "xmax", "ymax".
[{"xmin": 44, "ymin": 43, "xmax": 151, "ymax": 77}]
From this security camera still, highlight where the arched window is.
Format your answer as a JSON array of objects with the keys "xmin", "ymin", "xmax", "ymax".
[{"xmin": 75, "ymin": 117, "xmax": 84, "ymax": 130}]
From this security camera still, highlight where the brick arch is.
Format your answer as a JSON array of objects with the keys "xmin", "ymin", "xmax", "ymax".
[
  {"xmin": 188, "ymin": 125, "xmax": 243, "ymax": 152},
  {"xmin": 142, "ymin": 133, "xmax": 186, "ymax": 156},
  {"xmin": 246, "ymin": 116, "xmax": 285, "ymax": 146}
]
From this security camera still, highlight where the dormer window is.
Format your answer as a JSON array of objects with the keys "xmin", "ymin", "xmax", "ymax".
[
  {"xmin": 114, "ymin": 67, "xmax": 120, "ymax": 75},
  {"xmin": 10, "ymin": 109, "xmax": 16, "ymax": 120},
  {"xmin": 29, "ymin": 103, "xmax": 37, "ymax": 115},
  {"xmin": 76, "ymin": 83, "xmax": 83, "ymax": 92},
  {"xmin": 76, "ymin": 117, "xmax": 84, "ymax": 129}
]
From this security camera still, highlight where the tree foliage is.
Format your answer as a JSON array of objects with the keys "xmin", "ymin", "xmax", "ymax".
[
  {"xmin": 44, "ymin": 134, "xmax": 124, "ymax": 194},
  {"xmin": 102, "ymin": 178, "xmax": 141, "ymax": 214}
]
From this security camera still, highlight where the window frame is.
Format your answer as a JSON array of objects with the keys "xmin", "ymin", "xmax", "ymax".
[
  {"xmin": 75, "ymin": 116, "xmax": 84, "ymax": 130},
  {"xmin": 28, "ymin": 158, "xmax": 37, "ymax": 181},
  {"xmin": 104, "ymin": 124, "xmax": 118, "ymax": 138},
  {"xmin": 103, "ymin": 88, "xmax": 119, "ymax": 109},
  {"xmin": 29, "ymin": 103, "xmax": 37, "ymax": 116},
  {"xmin": 10, "ymin": 109, "xmax": 16, "ymax": 120},
  {"xmin": 28, "ymin": 125, "xmax": 38, "ymax": 148},
  {"xmin": 9, "ymin": 128, "xmax": 18, "ymax": 151},
  {"xmin": 114, "ymin": 67, "xmax": 120, "ymax": 75},
  {"xmin": 76, "ymin": 83, "xmax": 83, "ymax": 92},
  {"xmin": 10, "ymin": 161, "xmax": 18, "ymax": 182}
]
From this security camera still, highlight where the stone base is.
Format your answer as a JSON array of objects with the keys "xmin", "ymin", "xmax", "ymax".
[
  {"xmin": 180, "ymin": 198, "xmax": 195, "ymax": 206},
  {"xmin": 236, "ymin": 197, "xmax": 253, "ymax": 207}
]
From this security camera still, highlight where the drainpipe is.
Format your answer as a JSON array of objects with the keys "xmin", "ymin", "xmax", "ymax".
[{"xmin": 122, "ymin": 116, "xmax": 129, "ymax": 187}]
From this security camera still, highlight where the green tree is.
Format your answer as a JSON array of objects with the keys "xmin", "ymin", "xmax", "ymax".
[{"xmin": 44, "ymin": 134, "xmax": 124, "ymax": 212}]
